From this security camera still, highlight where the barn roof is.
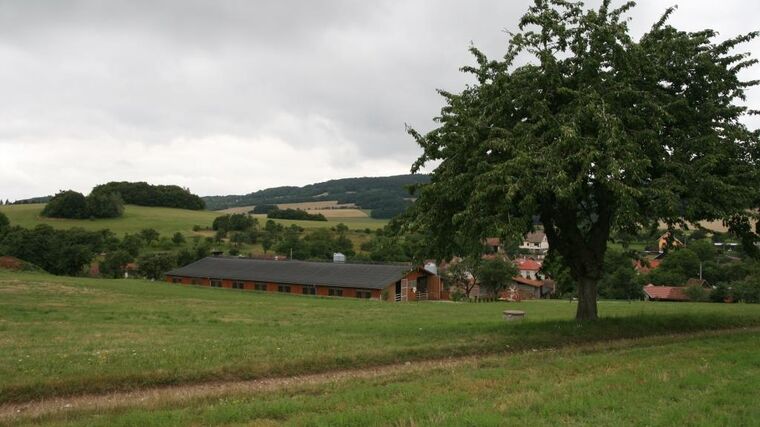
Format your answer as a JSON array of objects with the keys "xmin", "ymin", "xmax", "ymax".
[
  {"xmin": 516, "ymin": 258, "xmax": 542, "ymax": 271},
  {"xmin": 643, "ymin": 284, "xmax": 689, "ymax": 301},
  {"xmin": 511, "ymin": 276, "xmax": 544, "ymax": 288},
  {"xmin": 166, "ymin": 256, "xmax": 419, "ymax": 290}
]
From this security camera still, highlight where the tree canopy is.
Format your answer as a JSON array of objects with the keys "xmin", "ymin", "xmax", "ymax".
[
  {"xmin": 405, "ymin": 0, "xmax": 760, "ymax": 320},
  {"xmin": 91, "ymin": 182, "xmax": 205, "ymax": 210},
  {"xmin": 40, "ymin": 190, "xmax": 124, "ymax": 219}
]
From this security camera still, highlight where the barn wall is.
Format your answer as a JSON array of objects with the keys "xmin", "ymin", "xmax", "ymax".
[{"xmin": 166, "ymin": 270, "xmax": 442, "ymax": 302}]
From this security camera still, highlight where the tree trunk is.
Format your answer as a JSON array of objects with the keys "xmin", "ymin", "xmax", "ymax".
[{"xmin": 575, "ymin": 276, "xmax": 599, "ymax": 321}]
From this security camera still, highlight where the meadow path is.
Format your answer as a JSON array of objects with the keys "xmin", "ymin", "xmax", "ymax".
[{"xmin": 2, "ymin": 326, "xmax": 757, "ymax": 424}]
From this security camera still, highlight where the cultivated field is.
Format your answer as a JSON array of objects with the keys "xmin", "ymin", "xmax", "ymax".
[
  {"xmin": 0, "ymin": 204, "xmax": 388, "ymax": 235},
  {"xmin": 2, "ymin": 270, "xmax": 760, "ymax": 426},
  {"xmin": 219, "ymin": 201, "xmax": 370, "ymax": 218}
]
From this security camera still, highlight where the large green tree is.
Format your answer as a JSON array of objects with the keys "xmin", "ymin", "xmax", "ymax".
[{"xmin": 405, "ymin": 0, "xmax": 760, "ymax": 320}]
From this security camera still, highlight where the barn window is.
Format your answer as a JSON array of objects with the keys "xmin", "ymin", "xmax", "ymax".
[
  {"xmin": 210, "ymin": 279, "xmax": 222, "ymax": 288},
  {"xmin": 328, "ymin": 288, "xmax": 343, "ymax": 297},
  {"xmin": 355, "ymin": 290, "xmax": 372, "ymax": 299},
  {"xmin": 254, "ymin": 283, "xmax": 267, "ymax": 291},
  {"xmin": 191, "ymin": 279, "xmax": 200, "ymax": 285},
  {"xmin": 277, "ymin": 285, "xmax": 291, "ymax": 293},
  {"xmin": 232, "ymin": 281, "xmax": 245, "ymax": 289},
  {"xmin": 302, "ymin": 286, "xmax": 316, "ymax": 295},
  {"xmin": 172, "ymin": 277, "xmax": 182, "ymax": 283}
]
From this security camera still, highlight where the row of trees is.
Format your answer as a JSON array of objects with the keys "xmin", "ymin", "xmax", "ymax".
[
  {"xmin": 0, "ymin": 220, "xmax": 115, "ymax": 275},
  {"xmin": 0, "ymin": 211, "xmax": 207, "ymax": 279},
  {"xmin": 261, "ymin": 221, "xmax": 354, "ymax": 260},
  {"xmin": 41, "ymin": 190, "xmax": 124, "ymax": 219},
  {"xmin": 266, "ymin": 208, "xmax": 327, "ymax": 221}
]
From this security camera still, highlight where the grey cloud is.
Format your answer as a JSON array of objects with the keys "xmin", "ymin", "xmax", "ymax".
[{"xmin": 0, "ymin": 1, "xmax": 758, "ymax": 200}]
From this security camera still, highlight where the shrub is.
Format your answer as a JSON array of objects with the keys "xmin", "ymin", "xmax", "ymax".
[
  {"xmin": 139, "ymin": 228, "xmax": 160, "ymax": 245},
  {"xmin": 212, "ymin": 214, "xmax": 256, "ymax": 232},
  {"xmin": 41, "ymin": 191, "xmax": 89, "ymax": 219},
  {"xmin": 0, "ymin": 212, "xmax": 9, "ymax": 229},
  {"xmin": 684, "ymin": 284, "xmax": 709, "ymax": 302},
  {"xmin": 449, "ymin": 287, "xmax": 466, "ymax": 302},
  {"xmin": 733, "ymin": 277, "xmax": 760, "ymax": 303},
  {"xmin": 251, "ymin": 204, "xmax": 278, "ymax": 214},
  {"xmin": 171, "ymin": 232, "xmax": 186, "ymax": 246},
  {"xmin": 137, "ymin": 253, "xmax": 176, "ymax": 280},
  {"xmin": 99, "ymin": 250, "xmax": 133, "ymax": 278},
  {"xmin": 85, "ymin": 192, "xmax": 124, "ymax": 218},
  {"xmin": 710, "ymin": 283, "xmax": 730, "ymax": 303}
]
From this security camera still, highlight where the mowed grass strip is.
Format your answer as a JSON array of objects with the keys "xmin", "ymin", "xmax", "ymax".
[
  {"xmin": 15, "ymin": 329, "xmax": 760, "ymax": 426},
  {"xmin": 1, "ymin": 271, "xmax": 760, "ymax": 404}
]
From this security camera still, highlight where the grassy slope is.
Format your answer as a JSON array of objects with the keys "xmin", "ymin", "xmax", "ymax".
[
  {"xmin": 0, "ymin": 204, "xmax": 388, "ymax": 235},
  {"xmin": 2, "ymin": 271, "xmax": 760, "ymax": 404},
  {"xmin": 29, "ymin": 330, "xmax": 759, "ymax": 426}
]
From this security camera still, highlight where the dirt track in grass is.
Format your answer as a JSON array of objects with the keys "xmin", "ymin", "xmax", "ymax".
[{"xmin": 2, "ymin": 327, "xmax": 758, "ymax": 424}]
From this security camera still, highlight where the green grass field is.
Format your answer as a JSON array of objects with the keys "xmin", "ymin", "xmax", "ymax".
[
  {"xmin": 2, "ymin": 270, "xmax": 760, "ymax": 411},
  {"xmin": 21, "ymin": 330, "xmax": 759, "ymax": 426},
  {"xmin": 0, "ymin": 204, "xmax": 388, "ymax": 236}
]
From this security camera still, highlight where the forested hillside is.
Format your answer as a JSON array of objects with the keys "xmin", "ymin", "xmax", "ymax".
[{"xmin": 203, "ymin": 174, "xmax": 430, "ymax": 218}]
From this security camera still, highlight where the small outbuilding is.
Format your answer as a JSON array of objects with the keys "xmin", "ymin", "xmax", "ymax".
[{"xmin": 643, "ymin": 284, "xmax": 690, "ymax": 301}]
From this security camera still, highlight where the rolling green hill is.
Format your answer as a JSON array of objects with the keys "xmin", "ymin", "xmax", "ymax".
[
  {"xmin": 0, "ymin": 204, "xmax": 388, "ymax": 236},
  {"xmin": 203, "ymin": 174, "xmax": 430, "ymax": 218}
]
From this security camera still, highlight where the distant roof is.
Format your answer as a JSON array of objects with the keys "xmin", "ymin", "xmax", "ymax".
[
  {"xmin": 511, "ymin": 276, "xmax": 544, "ymax": 288},
  {"xmin": 485, "ymin": 237, "xmax": 501, "ymax": 247},
  {"xmin": 643, "ymin": 284, "xmax": 689, "ymax": 301},
  {"xmin": 524, "ymin": 231, "xmax": 546, "ymax": 243},
  {"xmin": 634, "ymin": 259, "xmax": 661, "ymax": 274},
  {"xmin": 166, "ymin": 256, "xmax": 419, "ymax": 290},
  {"xmin": 516, "ymin": 258, "xmax": 542, "ymax": 271},
  {"xmin": 686, "ymin": 278, "xmax": 710, "ymax": 288}
]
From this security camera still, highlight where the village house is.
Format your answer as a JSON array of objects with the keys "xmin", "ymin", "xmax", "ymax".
[
  {"xmin": 165, "ymin": 256, "xmax": 443, "ymax": 302},
  {"xmin": 657, "ymin": 231, "xmax": 684, "ymax": 252},
  {"xmin": 500, "ymin": 276, "xmax": 555, "ymax": 300},
  {"xmin": 518, "ymin": 231, "xmax": 549, "ymax": 258},
  {"xmin": 515, "ymin": 258, "xmax": 543, "ymax": 280}
]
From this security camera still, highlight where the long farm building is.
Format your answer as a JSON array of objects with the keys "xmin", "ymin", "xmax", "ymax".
[{"xmin": 165, "ymin": 256, "xmax": 443, "ymax": 302}]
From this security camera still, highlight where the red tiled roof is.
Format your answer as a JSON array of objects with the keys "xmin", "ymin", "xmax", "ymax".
[
  {"xmin": 485, "ymin": 237, "xmax": 501, "ymax": 247},
  {"xmin": 516, "ymin": 258, "xmax": 542, "ymax": 271},
  {"xmin": 512, "ymin": 276, "xmax": 543, "ymax": 288},
  {"xmin": 643, "ymin": 284, "xmax": 689, "ymax": 301},
  {"xmin": 634, "ymin": 259, "xmax": 661, "ymax": 274}
]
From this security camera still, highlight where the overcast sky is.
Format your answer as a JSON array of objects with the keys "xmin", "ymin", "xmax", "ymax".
[{"xmin": 1, "ymin": 0, "xmax": 758, "ymax": 200}]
